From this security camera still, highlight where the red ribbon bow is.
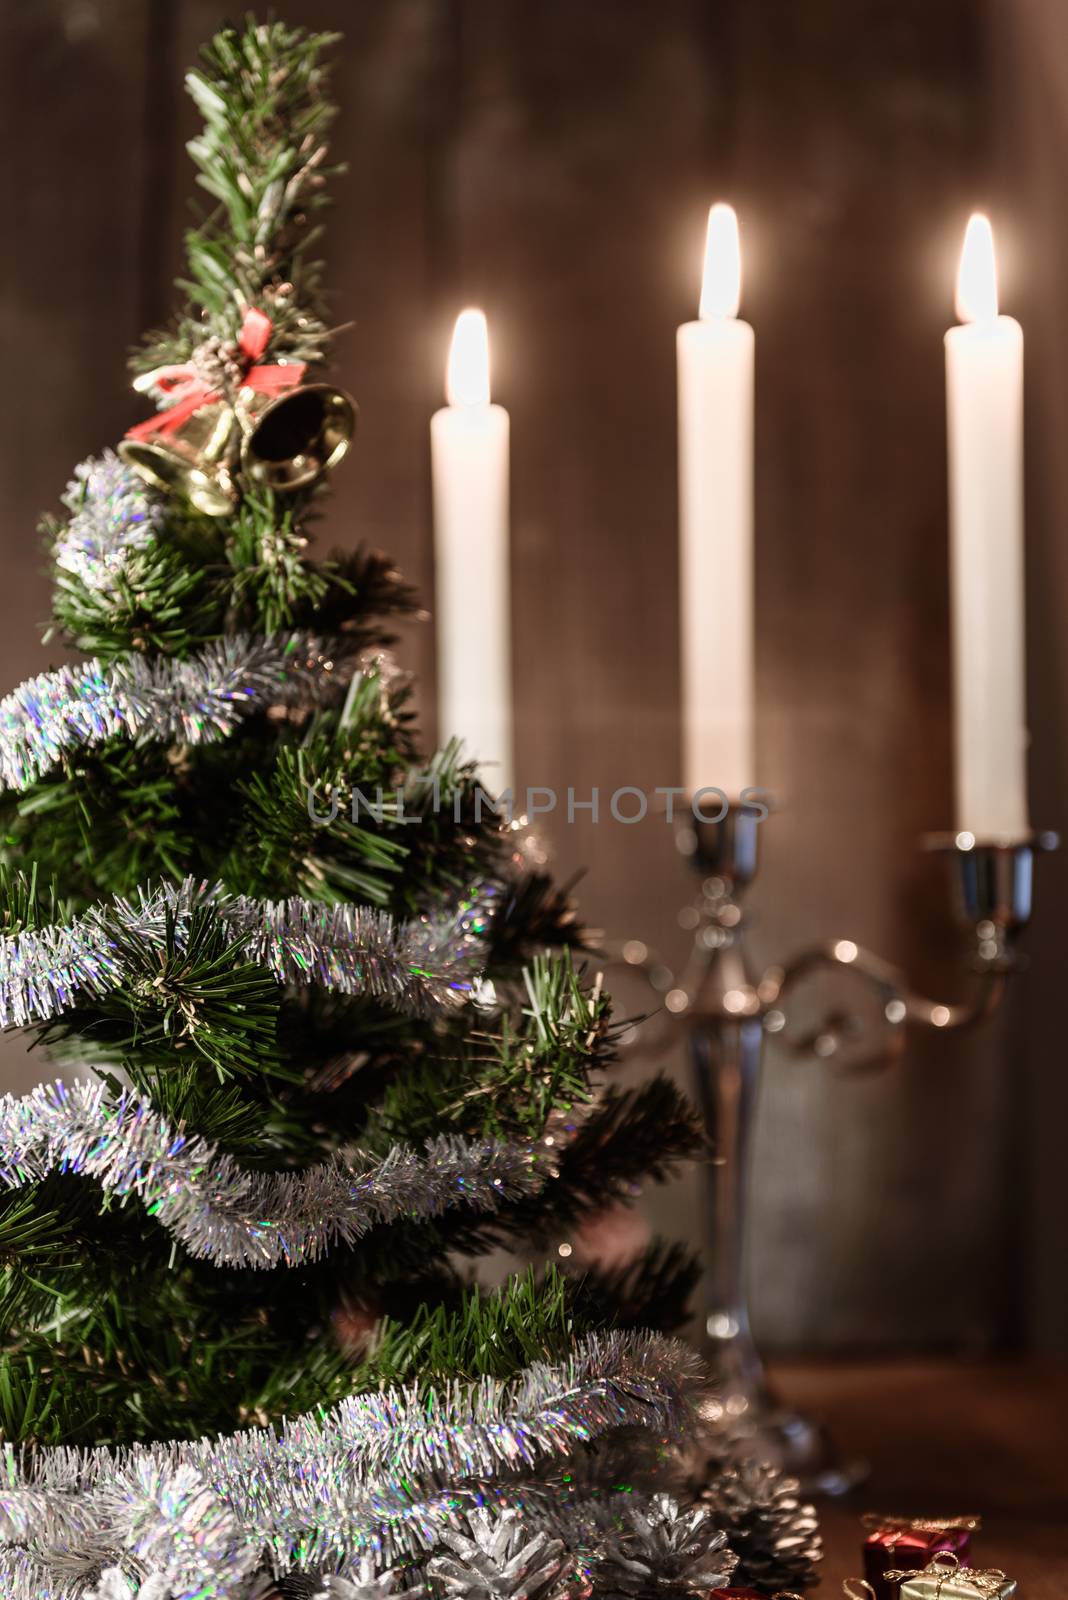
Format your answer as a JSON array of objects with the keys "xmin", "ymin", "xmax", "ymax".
[{"xmin": 126, "ymin": 308, "xmax": 305, "ymax": 442}]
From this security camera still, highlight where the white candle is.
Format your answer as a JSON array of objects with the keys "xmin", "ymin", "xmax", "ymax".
[
  {"xmin": 677, "ymin": 203, "xmax": 755, "ymax": 799},
  {"xmin": 945, "ymin": 214, "xmax": 1028, "ymax": 838},
  {"xmin": 431, "ymin": 309, "xmax": 513, "ymax": 795}
]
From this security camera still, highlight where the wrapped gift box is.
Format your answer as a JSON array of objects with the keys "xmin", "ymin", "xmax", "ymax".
[
  {"xmin": 862, "ymin": 1516, "xmax": 980, "ymax": 1600},
  {"xmin": 896, "ymin": 1559, "xmax": 1015, "ymax": 1600}
]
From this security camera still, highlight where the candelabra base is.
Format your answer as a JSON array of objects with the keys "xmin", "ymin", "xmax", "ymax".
[{"xmin": 696, "ymin": 1338, "xmax": 867, "ymax": 1496}]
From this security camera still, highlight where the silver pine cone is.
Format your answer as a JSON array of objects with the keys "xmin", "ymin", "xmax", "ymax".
[
  {"xmin": 84, "ymin": 1571, "xmax": 174, "ymax": 1600},
  {"xmin": 597, "ymin": 1492, "xmax": 739, "ymax": 1599},
  {"xmin": 427, "ymin": 1508, "xmax": 571, "ymax": 1600},
  {"xmin": 316, "ymin": 1559, "xmax": 425, "ymax": 1600},
  {"xmin": 701, "ymin": 1461, "xmax": 822, "ymax": 1592}
]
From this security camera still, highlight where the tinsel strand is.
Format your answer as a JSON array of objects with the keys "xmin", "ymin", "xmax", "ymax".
[
  {"xmin": 0, "ymin": 631, "xmax": 355, "ymax": 792},
  {"xmin": 0, "ymin": 1460, "xmax": 254, "ymax": 1600},
  {"xmin": 0, "ymin": 877, "xmax": 484, "ymax": 1028},
  {"xmin": 0, "ymin": 1335, "xmax": 704, "ymax": 1590},
  {"xmin": 0, "ymin": 1078, "xmax": 549, "ymax": 1269},
  {"xmin": 54, "ymin": 450, "xmax": 166, "ymax": 594}
]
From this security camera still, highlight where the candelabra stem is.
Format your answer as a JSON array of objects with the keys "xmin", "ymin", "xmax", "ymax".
[
  {"xmin": 673, "ymin": 803, "xmax": 863, "ymax": 1492},
  {"xmin": 690, "ymin": 1009, "xmax": 765, "ymax": 1397},
  {"xmin": 688, "ymin": 997, "xmax": 859, "ymax": 1491}
]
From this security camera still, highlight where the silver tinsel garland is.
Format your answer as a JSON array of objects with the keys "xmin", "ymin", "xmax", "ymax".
[
  {"xmin": 0, "ymin": 630, "xmax": 354, "ymax": 792},
  {"xmin": 0, "ymin": 877, "xmax": 484, "ymax": 1029},
  {"xmin": 200, "ymin": 1334, "xmax": 703, "ymax": 1575},
  {"xmin": 0, "ymin": 1078, "xmax": 548, "ymax": 1268},
  {"xmin": 0, "ymin": 1459, "xmax": 255, "ymax": 1600},
  {"xmin": 0, "ymin": 1334, "xmax": 703, "ymax": 1599},
  {"xmin": 54, "ymin": 450, "xmax": 167, "ymax": 594}
]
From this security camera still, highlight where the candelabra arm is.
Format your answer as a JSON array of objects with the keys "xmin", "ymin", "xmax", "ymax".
[
  {"xmin": 761, "ymin": 941, "xmax": 1008, "ymax": 1069},
  {"xmin": 759, "ymin": 831, "xmax": 1056, "ymax": 1070}
]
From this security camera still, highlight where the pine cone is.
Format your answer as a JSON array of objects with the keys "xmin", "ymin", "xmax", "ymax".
[
  {"xmin": 316, "ymin": 1559, "xmax": 424, "ymax": 1600},
  {"xmin": 191, "ymin": 332, "xmax": 246, "ymax": 393},
  {"xmin": 84, "ymin": 1570, "xmax": 173, "ymax": 1600},
  {"xmin": 250, "ymin": 1578, "xmax": 317, "ymax": 1600},
  {"xmin": 428, "ymin": 1508, "xmax": 571, "ymax": 1600},
  {"xmin": 596, "ymin": 1492, "xmax": 739, "ymax": 1599},
  {"xmin": 701, "ymin": 1462, "xmax": 822, "ymax": 1592}
]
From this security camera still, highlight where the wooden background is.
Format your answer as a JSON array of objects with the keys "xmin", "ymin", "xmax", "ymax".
[{"xmin": 0, "ymin": 0, "xmax": 1064, "ymax": 1352}]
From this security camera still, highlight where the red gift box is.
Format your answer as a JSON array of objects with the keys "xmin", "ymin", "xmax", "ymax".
[{"xmin": 861, "ymin": 1517, "xmax": 981, "ymax": 1600}]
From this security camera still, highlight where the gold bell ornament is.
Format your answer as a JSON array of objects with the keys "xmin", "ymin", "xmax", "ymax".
[{"xmin": 119, "ymin": 307, "xmax": 356, "ymax": 516}]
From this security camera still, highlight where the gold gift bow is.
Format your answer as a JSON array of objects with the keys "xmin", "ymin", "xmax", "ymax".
[
  {"xmin": 844, "ymin": 1580, "xmax": 881, "ymax": 1600},
  {"xmin": 882, "ymin": 1555, "xmax": 1009, "ymax": 1600},
  {"xmin": 861, "ymin": 1515, "xmax": 982, "ymax": 1537}
]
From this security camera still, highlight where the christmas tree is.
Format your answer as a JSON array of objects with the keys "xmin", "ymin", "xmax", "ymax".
[{"xmin": 0, "ymin": 21, "xmax": 818, "ymax": 1600}]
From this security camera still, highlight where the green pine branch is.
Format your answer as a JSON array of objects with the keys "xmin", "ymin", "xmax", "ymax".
[
  {"xmin": 374, "ymin": 1075, "xmax": 704, "ymax": 1274},
  {"xmin": 135, "ymin": 17, "xmax": 343, "ymax": 373},
  {"xmin": 224, "ymin": 488, "xmax": 330, "ymax": 633},
  {"xmin": 45, "ymin": 477, "xmax": 422, "ymax": 662},
  {"xmin": 46, "ymin": 523, "xmax": 223, "ymax": 659},
  {"xmin": 284, "ymin": 1076, "xmax": 703, "ymax": 1302},
  {"xmin": 569, "ymin": 1240, "xmax": 701, "ymax": 1335},
  {"xmin": 485, "ymin": 870, "xmax": 595, "ymax": 970},
  {"xmin": 1, "ymin": 746, "xmax": 194, "ymax": 902},
  {"xmin": 357, "ymin": 1266, "xmax": 588, "ymax": 1388},
  {"xmin": 36, "ymin": 903, "xmax": 287, "ymax": 1084},
  {"xmin": 0, "ymin": 1241, "xmax": 594, "ymax": 1445},
  {"xmin": 0, "ymin": 863, "xmax": 66, "ymax": 936},
  {"xmin": 368, "ymin": 954, "xmax": 610, "ymax": 1146}
]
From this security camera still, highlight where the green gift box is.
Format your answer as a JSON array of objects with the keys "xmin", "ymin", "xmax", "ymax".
[{"xmin": 894, "ymin": 1557, "xmax": 1016, "ymax": 1600}]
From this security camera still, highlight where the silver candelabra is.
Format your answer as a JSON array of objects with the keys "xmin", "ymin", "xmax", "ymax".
[{"xmin": 613, "ymin": 801, "xmax": 1055, "ymax": 1495}]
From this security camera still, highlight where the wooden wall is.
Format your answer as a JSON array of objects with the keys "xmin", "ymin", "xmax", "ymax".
[
  {"xmin": 0, "ymin": 0, "xmax": 1061, "ymax": 1349},
  {"xmin": 988, "ymin": 0, "xmax": 1068, "ymax": 1354}
]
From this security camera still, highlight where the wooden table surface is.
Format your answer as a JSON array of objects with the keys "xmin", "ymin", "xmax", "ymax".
[{"xmin": 773, "ymin": 1360, "xmax": 1068, "ymax": 1597}]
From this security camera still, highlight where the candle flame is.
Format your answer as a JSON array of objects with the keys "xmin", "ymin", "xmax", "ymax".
[
  {"xmin": 699, "ymin": 203, "xmax": 742, "ymax": 320},
  {"xmin": 446, "ymin": 308, "xmax": 491, "ymax": 406},
  {"xmin": 956, "ymin": 213, "xmax": 999, "ymax": 324}
]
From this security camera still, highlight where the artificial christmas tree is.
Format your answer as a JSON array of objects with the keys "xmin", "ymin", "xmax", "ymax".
[{"xmin": 0, "ymin": 20, "xmax": 817, "ymax": 1598}]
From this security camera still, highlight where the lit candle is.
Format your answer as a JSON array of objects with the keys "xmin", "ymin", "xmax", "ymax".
[
  {"xmin": 431, "ymin": 309, "xmax": 513, "ymax": 794},
  {"xmin": 945, "ymin": 214, "xmax": 1028, "ymax": 838},
  {"xmin": 677, "ymin": 203, "xmax": 755, "ymax": 799}
]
